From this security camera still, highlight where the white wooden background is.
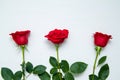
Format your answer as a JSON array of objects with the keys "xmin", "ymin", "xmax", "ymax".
[{"xmin": 0, "ymin": 0, "xmax": 120, "ymax": 80}]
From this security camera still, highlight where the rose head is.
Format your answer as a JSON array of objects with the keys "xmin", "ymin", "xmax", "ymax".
[
  {"xmin": 94, "ymin": 32, "xmax": 112, "ymax": 47},
  {"xmin": 10, "ymin": 30, "xmax": 30, "ymax": 45},
  {"xmin": 45, "ymin": 29, "xmax": 69, "ymax": 44}
]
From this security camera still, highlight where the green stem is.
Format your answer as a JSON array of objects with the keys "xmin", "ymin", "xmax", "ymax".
[
  {"xmin": 55, "ymin": 44, "xmax": 62, "ymax": 80},
  {"xmin": 92, "ymin": 46, "xmax": 101, "ymax": 80},
  {"xmin": 21, "ymin": 45, "xmax": 26, "ymax": 80}
]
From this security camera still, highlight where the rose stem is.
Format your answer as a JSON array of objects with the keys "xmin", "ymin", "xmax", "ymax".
[
  {"xmin": 55, "ymin": 44, "xmax": 62, "ymax": 80},
  {"xmin": 21, "ymin": 45, "xmax": 26, "ymax": 80},
  {"xmin": 92, "ymin": 46, "xmax": 101, "ymax": 80}
]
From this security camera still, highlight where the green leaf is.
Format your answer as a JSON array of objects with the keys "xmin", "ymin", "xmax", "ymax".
[
  {"xmin": 98, "ymin": 64, "xmax": 109, "ymax": 80},
  {"xmin": 1, "ymin": 67, "xmax": 14, "ymax": 80},
  {"xmin": 98, "ymin": 56, "xmax": 107, "ymax": 66},
  {"xmin": 50, "ymin": 68, "xmax": 58, "ymax": 74},
  {"xmin": 14, "ymin": 71, "xmax": 22, "ymax": 80},
  {"xmin": 26, "ymin": 62, "xmax": 33, "ymax": 73},
  {"xmin": 64, "ymin": 72, "xmax": 74, "ymax": 80},
  {"xmin": 52, "ymin": 72, "xmax": 62, "ymax": 80},
  {"xmin": 60, "ymin": 60, "xmax": 69, "ymax": 73},
  {"xmin": 38, "ymin": 72, "xmax": 51, "ymax": 80},
  {"xmin": 33, "ymin": 65, "xmax": 46, "ymax": 74},
  {"xmin": 89, "ymin": 74, "xmax": 98, "ymax": 80},
  {"xmin": 49, "ymin": 56, "xmax": 58, "ymax": 68},
  {"xmin": 70, "ymin": 62, "xmax": 88, "ymax": 74}
]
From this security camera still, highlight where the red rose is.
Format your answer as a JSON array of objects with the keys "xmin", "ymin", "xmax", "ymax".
[
  {"xmin": 10, "ymin": 30, "xmax": 30, "ymax": 45},
  {"xmin": 45, "ymin": 29, "xmax": 69, "ymax": 44},
  {"xmin": 94, "ymin": 32, "xmax": 112, "ymax": 47}
]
